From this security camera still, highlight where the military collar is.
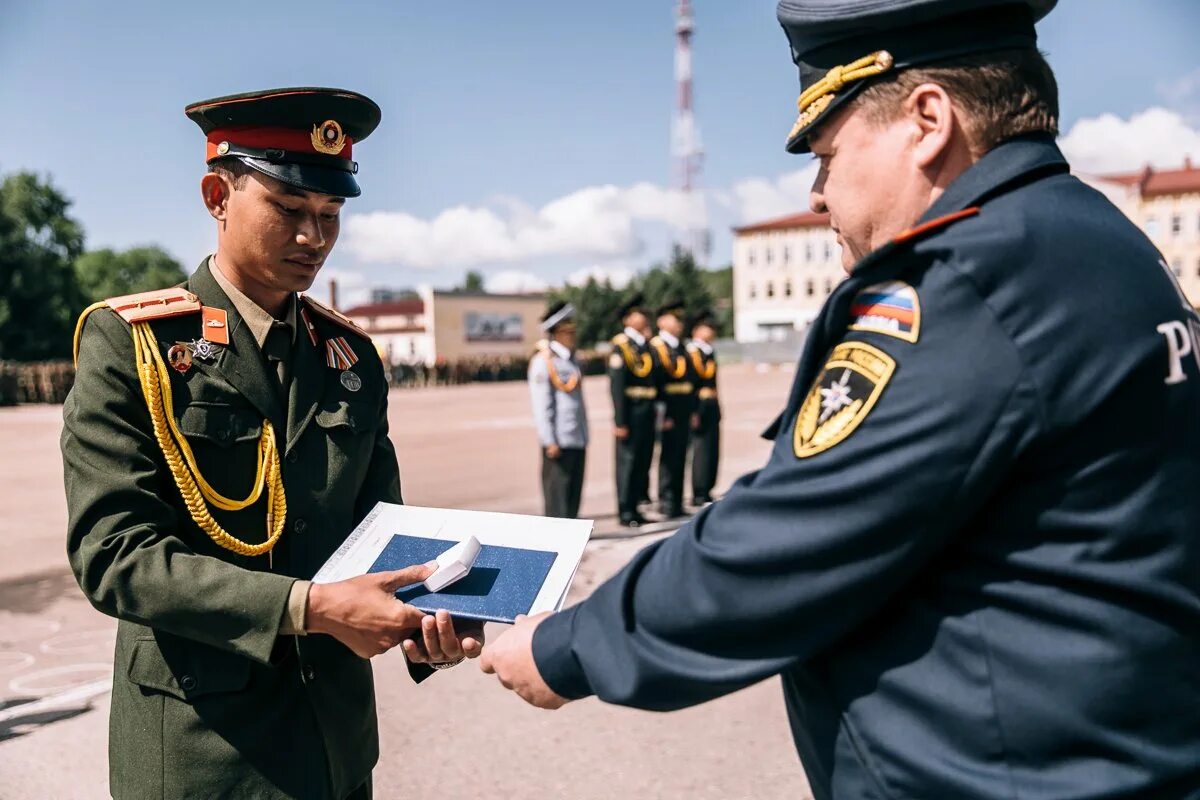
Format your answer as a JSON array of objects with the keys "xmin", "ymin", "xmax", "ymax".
[
  {"xmin": 209, "ymin": 257, "xmax": 297, "ymax": 350},
  {"xmin": 657, "ymin": 330, "xmax": 680, "ymax": 348},
  {"xmin": 919, "ymin": 133, "xmax": 1069, "ymax": 225},
  {"xmin": 548, "ymin": 340, "xmax": 573, "ymax": 360},
  {"xmin": 691, "ymin": 338, "xmax": 713, "ymax": 355},
  {"xmin": 623, "ymin": 326, "xmax": 647, "ymax": 346}
]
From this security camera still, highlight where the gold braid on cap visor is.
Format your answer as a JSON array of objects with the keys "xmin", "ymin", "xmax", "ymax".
[{"xmin": 787, "ymin": 50, "xmax": 895, "ymax": 143}]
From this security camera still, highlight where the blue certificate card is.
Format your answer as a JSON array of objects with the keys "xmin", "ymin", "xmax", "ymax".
[{"xmin": 369, "ymin": 534, "xmax": 558, "ymax": 623}]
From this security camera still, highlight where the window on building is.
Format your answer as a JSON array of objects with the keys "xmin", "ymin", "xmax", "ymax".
[
  {"xmin": 1171, "ymin": 258, "xmax": 1182, "ymax": 277},
  {"xmin": 766, "ymin": 247, "xmax": 774, "ymax": 265},
  {"xmin": 409, "ymin": 339, "xmax": 416, "ymax": 355},
  {"xmin": 805, "ymin": 242, "xmax": 813, "ymax": 263},
  {"xmin": 1171, "ymin": 214, "xmax": 1182, "ymax": 235},
  {"xmin": 766, "ymin": 281, "xmax": 775, "ymax": 298},
  {"xmin": 1195, "ymin": 258, "xmax": 1200, "ymax": 278},
  {"xmin": 823, "ymin": 242, "xmax": 832, "ymax": 261},
  {"xmin": 782, "ymin": 245, "xmax": 791, "ymax": 265},
  {"xmin": 1146, "ymin": 216, "xmax": 1159, "ymax": 237},
  {"xmin": 748, "ymin": 283, "xmax": 757, "ymax": 299},
  {"xmin": 747, "ymin": 248, "xmax": 756, "ymax": 267},
  {"xmin": 806, "ymin": 279, "xmax": 815, "ymax": 297},
  {"xmin": 824, "ymin": 278, "xmax": 833, "ymax": 295},
  {"xmin": 784, "ymin": 281, "xmax": 793, "ymax": 297}
]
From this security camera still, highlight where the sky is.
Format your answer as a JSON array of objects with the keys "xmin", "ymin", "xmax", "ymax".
[{"xmin": 3, "ymin": 0, "xmax": 1199, "ymax": 306}]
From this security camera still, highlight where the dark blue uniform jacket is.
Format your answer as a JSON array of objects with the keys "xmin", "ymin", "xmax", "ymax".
[{"xmin": 533, "ymin": 135, "xmax": 1200, "ymax": 800}]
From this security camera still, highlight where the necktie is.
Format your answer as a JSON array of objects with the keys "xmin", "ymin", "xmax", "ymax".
[{"xmin": 263, "ymin": 322, "xmax": 293, "ymax": 399}]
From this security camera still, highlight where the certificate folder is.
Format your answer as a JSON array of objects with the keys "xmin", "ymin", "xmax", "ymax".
[
  {"xmin": 372, "ymin": 534, "xmax": 557, "ymax": 623},
  {"xmin": 313, "ymin": 503, "xmax": 592, "ymax": 624}
]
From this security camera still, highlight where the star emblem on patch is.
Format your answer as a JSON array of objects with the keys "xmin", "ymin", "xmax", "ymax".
[{"xmin": 794, "ymin": 341, "xmax": 896, "ymax": 458}]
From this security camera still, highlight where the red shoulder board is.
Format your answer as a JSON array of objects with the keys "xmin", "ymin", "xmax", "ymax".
[
  {"xmin": 891, "ymin": 207, "xmax": 980, "ymax": 246},
  {"xmin": 299, "ymin": 295, "xmax": 371, "ymax": 340},
  {"xmin": 105, "ymin": 288, "xmax": 202, "ymax": 323}
]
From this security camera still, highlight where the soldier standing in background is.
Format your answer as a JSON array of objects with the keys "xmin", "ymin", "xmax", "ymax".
[
  {"xmin": 609, "ymin": 294, "xmax": 656, "ymax": 528},
  {"xmin": 528, "ymin": 302, "xmax": 589, "ymax": 519},
  {"xmin": 687, "ymin": 310, "xmax": 720, "ymax": 506},
  {"xmin": 649, "ymin": 299, "xmax": 694, "ymax": 520}
]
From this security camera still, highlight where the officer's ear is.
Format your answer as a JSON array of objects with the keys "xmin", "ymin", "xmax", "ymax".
[
  {"xmin": 904, "ymin": 82, "xmax": 959, "ymax": 171},
  {"xmin": 200, "ymin": 172, "xmax": 233, "ymax": 222}
]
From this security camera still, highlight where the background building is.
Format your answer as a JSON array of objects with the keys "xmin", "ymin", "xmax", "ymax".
[
  {"xmin": 731, "ymin": 160, "xmax": 1200, "ymax": 344},
  {"xmin": 731, "ymin": 211, "xmax": 843, "ymax": 342},
  {"xmin": 343, "ymin": 288, "xmax": 547, "ymax": 366},
  {"xmin": 1086, "ymin": 159, "xmax": 1200, "ymax": 306}
]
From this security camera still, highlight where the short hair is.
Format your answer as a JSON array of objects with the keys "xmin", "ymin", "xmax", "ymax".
[
  {"xmin": 207, "ymin": 157, "xmax": 255, "ymax": 189},
  {"xmin": 851, "ymin": 48, "xmax": 1059, "ymax": 154}
]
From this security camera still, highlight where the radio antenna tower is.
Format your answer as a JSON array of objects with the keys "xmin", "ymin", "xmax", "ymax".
[{"xmin": 672, "ymin": 0, "xmax": 710, "ymax": 264}]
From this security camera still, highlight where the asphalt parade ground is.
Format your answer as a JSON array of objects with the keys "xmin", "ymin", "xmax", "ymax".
[{"xmin": 0, "ymin": 363, "xmax": 813, "ymax": 799}]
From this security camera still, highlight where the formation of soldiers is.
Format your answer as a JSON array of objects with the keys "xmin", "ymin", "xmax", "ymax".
[{"xmin": 528, "ymin": 293, "xmax": 722, "ymax": 525}]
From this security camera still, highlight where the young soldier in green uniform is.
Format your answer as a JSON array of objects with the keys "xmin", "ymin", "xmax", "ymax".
[
  {"xmin": 608, "ymin": 294, "xmax": 656, "ymax": 527},
  {"xmin": 686, "ymin": 310, "xmax": 720, "ymax": 506},
  {"xmin": 648, "ymin": 299, "xmax": 695, "ymax": 519},
  {"xmin": 62, "ymin": 87, "xmax": 481, "ymax": 800}
]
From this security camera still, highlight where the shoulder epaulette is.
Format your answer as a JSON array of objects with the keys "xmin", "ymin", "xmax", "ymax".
[
  {"xmin": 534, "ymin": 338, "xmax": 550, "ymax": 353},
  {"xmin": 300, "ymin": 295, "xmax": 371, "ymax": 340},
  {"xmin": 650, "ymin": 336, "xmax": 664, "ymax": 346},
  {"xmin": 685, "ymin": 343, "xmax": 698, "ymax": 352},
  {"xmin": 612, "ymin": 333, "xmax": 629, "ymax": 345},
  {"xmin": 891, "ymin": 207, "xmax": 981, "ymax": 246},
  {"xmin": 104, "ymin": 288, "xmax": 202, "ymax": 324}
]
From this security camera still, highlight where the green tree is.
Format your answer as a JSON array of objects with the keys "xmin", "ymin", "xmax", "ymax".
[
  {"xmin": 75, "ymin": 245, "xmax": 187, "ymax": 302},
  {"xmin": 459, "ymin": 270, "xmax": 485, "ymax": 292},
  {"xmin": 633, "ymin": 246, "xmax": 716, "ymax": 326},
  {"xmin": 0, "ymin": 171, "xmax": 86, "ymax": 361}
]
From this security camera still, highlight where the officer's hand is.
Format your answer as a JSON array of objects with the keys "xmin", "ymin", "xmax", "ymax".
[
  {"xmin": 662, "ymin": 417, "xmax": 675, "ymax": 431},
  {"xmin": 402, "ymin": 611, "xmax": 485, "ymax": 664},
  {"xmin": 545, "ymin": 444, "xmax": 562, "ymax": 459},
  {"xmin": 479, "ymin": 612, "xmax": 568, "ymax": 710},
  {"xmin": 613, "ymin": 426, "xmax": 630, "ymax": 440},
  {"xmin": 305, "ymin": 564, "xmax": 434, "ymax": 659},
  {"xmin": 691, "ymin": 412, "xmax": 701, "ymax": 430}
]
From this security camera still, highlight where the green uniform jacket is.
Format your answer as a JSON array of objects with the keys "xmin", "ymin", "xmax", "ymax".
[{"xmin": 62, "ymin": 259, "xmax": 424, "ymax": 799}]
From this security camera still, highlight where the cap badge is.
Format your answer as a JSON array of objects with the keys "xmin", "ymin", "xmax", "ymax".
[
  {"xmin": 216, "ymin": 141, "xmax": 230, "ymax": 156},
  {"xmin": 311, "ymin": 120, "xmax": 347, "ymax": 155}
]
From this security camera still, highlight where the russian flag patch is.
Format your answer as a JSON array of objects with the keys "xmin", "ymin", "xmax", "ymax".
[{"xmin": 848, "ymin": 280, "xmax": 921, "ymax": 343}]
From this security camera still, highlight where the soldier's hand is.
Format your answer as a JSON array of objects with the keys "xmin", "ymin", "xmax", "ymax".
[
  {"xmin": 305, "ymin": 564, "xmax": 435, "ymax": 659},
  {"xmin": 691, "ymin": 412, "xmax": 701, "ymax": 430},
  {"xmin": 402, "ymin": 611, "xmax": 485, "ymax": 664},
  {"xmin": 662, "ymin": 417, "xmax": 675, "ymax": 431},
  {"xmin": 479, "ymin": 612, "xmax": 568, "ymax": 710},
  {"xmin": 614, "ymin": 426, "xmax": 630, "ymax": 440},
  {"xmin": 545, "ymin": 444, "xmax": 562, "ymax": 459}
]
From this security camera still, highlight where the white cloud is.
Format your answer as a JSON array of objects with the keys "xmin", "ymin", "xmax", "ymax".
[
  {"xmin": 728, "ymin": 163, "xmax": 819, "ymax": 224},
  {"xmin": 566, "ymin": 264, "xmax": 637, "ymax": 289},
  {"xmin": 344, "ymin": 182, "xmax": 707, "ymax": 271},
  {"xmin": 1060, "ymin": 107, "xmax": 1200, "ymax": 175},
  {"xmin": 1158, "ymin": 68, "xmax": 1200, "ymax": 125},
  {"xmin": 484, "ymin": 269, "xmax": 548, "ymax": 294}
]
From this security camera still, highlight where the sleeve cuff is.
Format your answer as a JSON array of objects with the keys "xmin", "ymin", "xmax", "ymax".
[
  {"xmin": 532, "ymin": 606, "xmax": 593, "ymax": 700},
  {"xmin": 278, "ymin": 580, "xmax": 310, "ymax": 636}
]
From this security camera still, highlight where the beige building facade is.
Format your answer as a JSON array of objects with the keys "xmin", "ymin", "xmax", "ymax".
[
  {"xmin": 731, "ymin": 211, "xmax": 844, "ymax": 342},
  {"xmin": 1087, "ymin": 160, "xmax": 1200, "ymax": 307},
  {"xmin": 731, "ymin": 160, "xmax": 1200, "ymax": 344},
  {"xmin": 343, "ymin": 289, "xmax": 546, "ymax": 366}
]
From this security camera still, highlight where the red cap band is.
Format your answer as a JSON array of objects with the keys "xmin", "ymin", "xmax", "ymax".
[{"xmin": 206, "ymin": 125, "xmax": 354, "ymax": 162}]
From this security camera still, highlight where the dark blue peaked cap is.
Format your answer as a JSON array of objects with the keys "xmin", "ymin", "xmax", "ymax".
[{"xmin": 776, "ymin": 0, "xmax": 1057, "ymax": 154}]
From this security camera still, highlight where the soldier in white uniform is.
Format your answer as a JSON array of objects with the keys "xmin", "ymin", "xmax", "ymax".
[{"xmin": 528, "ymin": 302, "xmax": 589, "ymax": 518}]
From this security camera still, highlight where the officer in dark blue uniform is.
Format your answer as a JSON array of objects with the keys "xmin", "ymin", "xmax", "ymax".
[{"xmin": 482, "ymin": 2, "xmax": 1200, "ymax": 798}]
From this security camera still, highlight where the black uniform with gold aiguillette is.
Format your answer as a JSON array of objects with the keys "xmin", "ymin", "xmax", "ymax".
[
  {"xmin": 609, "ymin": 294, "xmax": 657, "ymax": 527},
  {"xmin": 687, "ymin": 312, "xmax": 720, "ymax": 505},
  {"xmin": 649, "ymin": 300, "xmax": 695, "ymax": 519},
  {"xmin": 531, "ymin": 3, "xmax": 1200, "ymax": 799},
  {"xmin": 62, "ymin": 88, "xmax": 431, "ymax": 800}
]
